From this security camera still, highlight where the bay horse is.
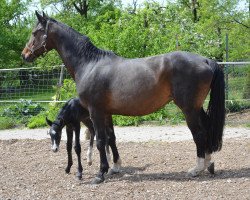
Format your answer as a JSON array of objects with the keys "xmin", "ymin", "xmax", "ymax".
[
  {"xmin": 45, "ymin": 98, "xmax": 118, "ymax": 180},
  {"xmin": 22, "ymin": 11, "xmax": 225, "ymax": 184}
]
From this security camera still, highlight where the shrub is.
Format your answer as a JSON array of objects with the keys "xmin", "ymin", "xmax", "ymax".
[
  {"xmin": 27, "ymin": 103, "xmax": 62, "ymax": 129},
  {"xmin": 2, "ymin": 99, "xmax": 44, "ymax": 119},
  {"xmin": 0, "ymin": 117, "xmax": 16, "ymax": 130},
  {"xmin": 226, "ymin": 100, "xmax": 250, "ymax": 113}
]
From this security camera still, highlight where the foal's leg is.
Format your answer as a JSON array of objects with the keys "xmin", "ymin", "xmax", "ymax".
[
  {"xmin": 65, "ymin": 126, "xmax": 73, "ymax": 174},
  {"xmin": 105, "ymin": 144, "xmax": 111, "ymax": 164},
  {"xmin": 87, "ymin": 131, "xmax": 94, "ymax": 166},
  {"xmin": 82, "ymin": 118, "xmax": 95, "ymax": 166},
  {"xmin": 106, "ymin": 116, "xmax": 122, "ymax": 175},
  {"xmin": 184, "ymin": 109, "xmax": 207, "ymax": 177},
  {"xmin": 74, "ymin": 123, "xmax": 83, "ymax": 180},
  {"xmin": 89, "ymin": 109, "xmax": 109, "ymax": 184}
]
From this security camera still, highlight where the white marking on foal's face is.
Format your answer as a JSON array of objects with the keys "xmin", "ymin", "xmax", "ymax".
[
  {"xmin": 49, "ymin": 128, "xmax": 60, "ymax": 152},
  {"xmin": 51, "ymin": 140, "xmax": 59, "ymax": 152}
]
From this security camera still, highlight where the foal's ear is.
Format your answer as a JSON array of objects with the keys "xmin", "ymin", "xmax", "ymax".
[
  {"xmin": 46, "ymin": 117, "xmax": 53, "ymax": 126},
  {"xmin": 35, "ymin": 10, "xmax": 47, "ymax": 25},
  {"xmin": 42, "ymin": 11, "xmax": 49, "ymax": 20}
]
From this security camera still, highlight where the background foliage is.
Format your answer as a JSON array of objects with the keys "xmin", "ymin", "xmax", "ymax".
[
  {"xmin": 0, "ymin": 0, "xmax": 249, "ymax": 69},
  {"xmin": 0, "ymin": 0, "xmax": 249, "ymax": 129}
]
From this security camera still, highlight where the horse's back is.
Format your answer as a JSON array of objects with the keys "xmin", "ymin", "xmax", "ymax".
[{"xmin": 78, "ymin": 51, "xmax": 215, "ymax": 115}]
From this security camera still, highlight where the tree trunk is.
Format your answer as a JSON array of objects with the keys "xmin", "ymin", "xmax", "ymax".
[{"xmin": 73, "ymin": 0, "xmax": 88, "ymax": 19}]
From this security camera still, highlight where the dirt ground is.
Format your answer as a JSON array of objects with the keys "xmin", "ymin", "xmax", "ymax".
[{"xmin": 0, "ymin": 137, "xmax": 249, "ymax": 200}]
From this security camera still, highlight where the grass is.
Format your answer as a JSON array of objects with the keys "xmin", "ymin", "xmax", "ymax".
[{"xmin": 0, "ymin": 117, "xmax": 16, "ymax": 130}]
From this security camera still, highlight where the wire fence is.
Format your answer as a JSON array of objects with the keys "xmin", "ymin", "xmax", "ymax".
[{"xmin": 0, "ymin": 62, "xmax": 249, "ymax": 128}]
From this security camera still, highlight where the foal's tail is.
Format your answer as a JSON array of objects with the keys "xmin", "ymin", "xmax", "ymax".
[{"xmin": 206, "ymin": 60, "xmax": 225, "ymax": 153}]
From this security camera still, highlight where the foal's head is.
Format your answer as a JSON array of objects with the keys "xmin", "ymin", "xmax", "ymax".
[
  {"xmin": 21, "ymin": 11, "xmax": 53, "ymax": 62},
  {"xmin": 46, "ymin": 117, "xmax": 64, "ymax": 152}
]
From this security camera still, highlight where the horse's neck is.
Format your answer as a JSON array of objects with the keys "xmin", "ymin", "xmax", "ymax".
[{"xmin": 52, "ymin": 27, "xmax": 87, "ymax": 79}]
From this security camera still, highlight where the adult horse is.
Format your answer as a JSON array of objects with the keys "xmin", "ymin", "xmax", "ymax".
[{"xmin": 22, "ymin": 11, "xmax": 225, "ymax": 184}]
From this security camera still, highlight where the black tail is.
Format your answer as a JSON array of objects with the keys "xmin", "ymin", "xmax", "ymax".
[{"xmin": 206, "ymin": 60, "xmax": 225, "ymax": 153}]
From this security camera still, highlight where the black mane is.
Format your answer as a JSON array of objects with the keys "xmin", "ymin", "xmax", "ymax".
[
  {"xmin": 55, "ymin": 98, "xmax": 88, "ymax": 127},
  {"xmin": 51, "ymin": 18, "xmax": 116, "ymax": 63}
]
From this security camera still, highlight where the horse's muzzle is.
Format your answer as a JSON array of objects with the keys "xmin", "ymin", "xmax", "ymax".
[
  {"xmin": 51, "ymin": 144, "xmax": 59, "ymax": 152},
  {"xmin": 21, "ymin": 53, "xmax": 34, "ymax": 63}
]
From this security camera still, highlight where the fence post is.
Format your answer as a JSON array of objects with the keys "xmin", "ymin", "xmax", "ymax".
[
  {"xmin": 56, "ymin": 65, "xmax": 64, "ymax": 101},
  {"xmin": 225, "ymin": 33, "xmax": 229, "ymax": 102}
]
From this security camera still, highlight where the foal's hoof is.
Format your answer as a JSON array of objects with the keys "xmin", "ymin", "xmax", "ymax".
[
  {"xmin": 207, "ymin": 162, "xmax": 215, "ymax": 174},
  {"xmin": 91, "ymin": 176, "xmax": 104, "ymax": 184},
  {"xmin": 87, "ymin": 161, "xmax": 92, "ymax": 166},
  {"xmin": 76, "ymin": 172, "xmax": 82, "ymax": 180},
  {"xmin": 65, "ymin": 168, "xmax": 70, "ymax": 174}
]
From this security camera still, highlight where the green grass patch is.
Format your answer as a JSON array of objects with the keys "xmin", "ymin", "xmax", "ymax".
[
  {"xmin": 113, "ymin": 103, "xmax": 185, "ymax": 126},
  {"xmin": 0, "ymin": 117, "xmax": 16, "ymax": 130}
]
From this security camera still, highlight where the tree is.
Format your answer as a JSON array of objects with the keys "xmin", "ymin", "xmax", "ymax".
[
  {"xmin": 40, "ymin": 0, "xmax": 121, "ymax": 19},
  {"xmin": 0, "ymin": 0, "xmax": 30, "ymax": 68}
]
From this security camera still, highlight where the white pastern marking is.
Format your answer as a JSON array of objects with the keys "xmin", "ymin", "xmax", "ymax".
[
  {"xmin": 111, "ymin": 158, "xmax": 122, "ymax": 173},
  {"xmin": 87, "ymin": 146, "xmax": 93, "ymax": 164},
  {"xmin": 188, "ymin": 157, "xmax": 205, "ymax": 176},
  {"xmin": 106, "ymin": 151, "xmax": 111, "ymax": 164},
  {"xmin": 205, "ymin": 153, "xmax": 212, "ymax": 167}
]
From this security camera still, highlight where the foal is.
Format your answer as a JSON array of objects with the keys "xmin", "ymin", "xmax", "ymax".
[{"xmin": 46, "ymin": 98, "xmax": 119, "ymax": 179}]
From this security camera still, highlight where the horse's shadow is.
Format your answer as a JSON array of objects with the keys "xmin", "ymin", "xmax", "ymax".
[{"xmin": 106, "ymin": 165, "xmax": 250, "ymax": 183}]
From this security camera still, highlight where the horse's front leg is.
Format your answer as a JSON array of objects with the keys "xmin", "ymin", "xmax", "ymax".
[
  {"xmin": 74, "ymin": 123, "xmax": 83, "ymax": 180},
  {"xmin": 89, "ymin": 110, "xmax": 109, "ymax": 184},
  {"xmin": 65, "ymin": 126, "xmax": 73, "ymax": 174}
]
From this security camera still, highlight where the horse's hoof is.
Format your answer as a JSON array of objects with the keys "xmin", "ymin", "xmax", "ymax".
[
  {"xmin": 108, "ymin": 168, "xmax": 120, "ymax": 175},
  {"xmin": 91, "ymin": 176, "xmax": 104, "ymax": 184},
  {"xmin": 187, "ymin": 168, "xmax": 201, "ymax": 177},
  {"xmin": 87, "ymin": 161, "xmax": 92, "ymax": 166},
  {"xmin": 65, "ymin": 168, "xmax": 70, "ymax": 174},
  {"xmin": 207, "ymin": 162, "xmax": 215, "ymax": 174}
]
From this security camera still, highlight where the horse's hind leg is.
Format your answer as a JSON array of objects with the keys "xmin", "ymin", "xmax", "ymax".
[
  {"xmin": 74, "ymin": 123, "xmax": 83, "ymax": 180},
  {"xmin": 205, "ymin": 153, "xmax": 215, "ymax": 174},
  {"xmin": 183, "ymin": 109, "xmax": 207, "ymax": 177}
]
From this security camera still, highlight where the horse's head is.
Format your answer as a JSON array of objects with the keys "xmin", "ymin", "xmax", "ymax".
[
  {"xmin": 22, "ymin": 11, "xmax": 53, "ymax": 62},
  {"xmin": 46, "ymin": 117, "xmax": 64, "ymax": 152}
]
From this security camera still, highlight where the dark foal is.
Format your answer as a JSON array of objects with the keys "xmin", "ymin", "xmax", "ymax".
[
  {"xmin": 23, "ymin": 12, "xmax": 225, "ymax": 184},
  {"xmin": 46, "ymin": 98, "xmax": 121, "ymax": 180}
]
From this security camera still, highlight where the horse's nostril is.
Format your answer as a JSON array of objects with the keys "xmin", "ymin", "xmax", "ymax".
[{"xmin": 52, "ymin": 147, "xmax": 58, "ymax": 152}]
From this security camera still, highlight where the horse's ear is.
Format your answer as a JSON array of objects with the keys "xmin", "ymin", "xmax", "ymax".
[
  {"xmin": 35, "ymin": 10, "xmax": 47, "ymax": 25},
  {"xmin": 42, "ymin": 11, "xmax": 49, "ymax": 20},
  {"xmin": 46, "ymin": 117, "xmax": 53, "ymax": 126}
]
